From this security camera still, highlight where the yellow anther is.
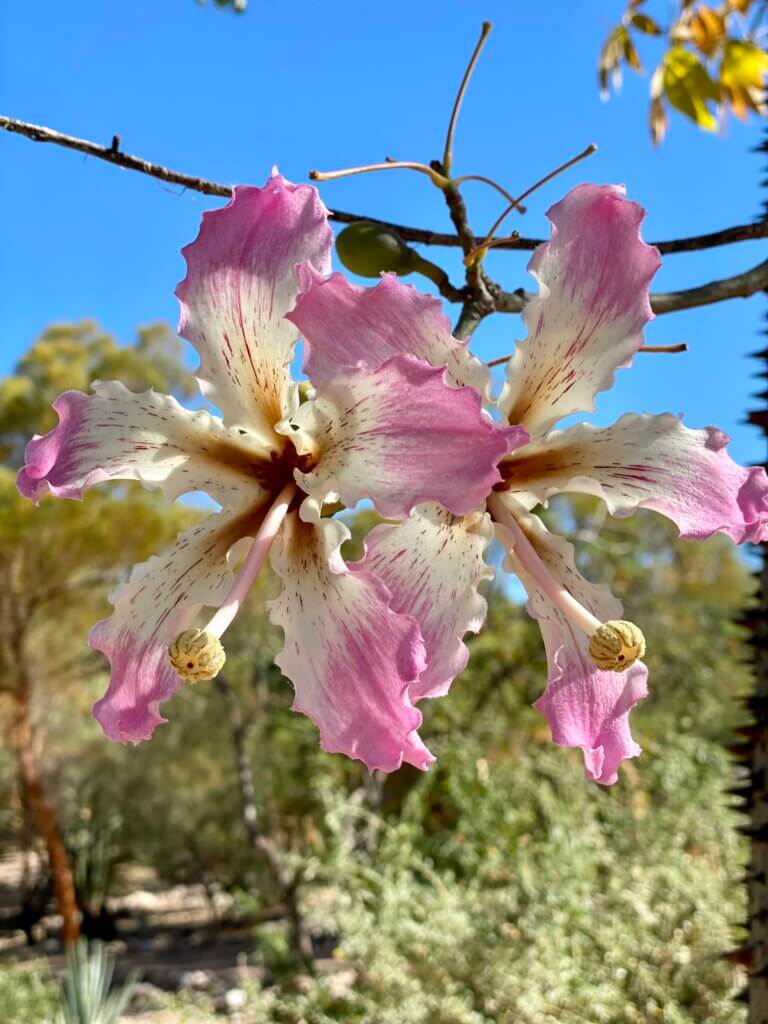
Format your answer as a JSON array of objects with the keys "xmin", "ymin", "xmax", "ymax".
[
  {"xmin": 588, "ymin": 620, "xmax": 646, "ymax": 672},
  {"xmin": 168, "ymin": 629, "xmax": 225, "ymax": 682}
]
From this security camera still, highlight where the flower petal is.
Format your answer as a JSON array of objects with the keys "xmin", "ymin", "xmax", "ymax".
[
  {"xmin": 501, "ymin": 412, "xmax": 768, "ymax": 543},
  {"xmin": 176, "ymin": 173, "xmax": 332, "ymax": 440},
  {"xmin": 16, "ymin": 382, "xmax": 270, "ymax": 509},
  {"xmin": 498, "ymin": 184, "xmax": 661, "ymax": 438},
  {"xmin": 91, "ymin": 506, "xmax": 266, "ymax": 743},
  {"xmin": 356, "ymin": 503, "xmax": 493, "ymax": 701},
  {"xmin": 268, "ymin": 503, "xmax": 433, "ymax": 772},
  {"xmin": 288, "ymin": 270, "xmax": 491, "ymax": 395},
  {"xmin": 499, "ymin": 498, "xmax": 648, "ymax": 785},
  {"xmin": 282, "ymin": 354, "xmax": 525, "ymax": 518}
]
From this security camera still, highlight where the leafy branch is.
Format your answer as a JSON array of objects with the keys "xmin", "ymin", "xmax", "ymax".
[{"xmin": 599, "ymin": 0, "xmax": 768, "ymax": 142}]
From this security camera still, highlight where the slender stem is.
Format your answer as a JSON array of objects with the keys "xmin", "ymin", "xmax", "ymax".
[
  {"xmin": 443, "ymin": 21, "xmax": 493, "ymax": 175},
  {"xmin": 206, "ymin": 482, "xmax": 296, "ymax": 638},
  {"xmin": 309, "ymin": 161, "xmax": 450, "ymax": 189},
  {"xmin": 410, "ymin": 253, "xmax": 468, "ymax": 302},
  {"xmin": 453, "ymin": 173, "xmax": 527, "ymax": 213},
  {"xmin": 486, "ymin": 342, "xmax": 687, "ymax": 368},
  {"xmin": 488, "ymin": 493, "xmax": 602, "ymax": 637},
  {"xmin": 640, "ymin": 343, "xmax": 688, "ymax": 353},
  {"xmin": 467, "ymin": 144, "xmax": 598, "ymax": 264}
]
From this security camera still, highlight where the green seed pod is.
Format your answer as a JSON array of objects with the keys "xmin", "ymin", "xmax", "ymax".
[{"xmin": 335, "ymin": 221, "xmax": 418, "ymax": 278}]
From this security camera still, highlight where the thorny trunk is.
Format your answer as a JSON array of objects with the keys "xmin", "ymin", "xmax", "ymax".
[
  {"xmin": 215, "ymin": 676, "xmax": 313, "ymax": 967},
  {"xmin": 739, "ymin": 293, "xmax": 768, "ymax": 1018},
  {"xmin": 10, "ymin": 656, "xmax": 80, "ymax": 946},
  {"xmin": 735, "ymin": 132, "xmax": 768, "ymax": 1024},
  {"xmin": 744, "ymin": 551, "xmax": 768, "ymax": 1021}
]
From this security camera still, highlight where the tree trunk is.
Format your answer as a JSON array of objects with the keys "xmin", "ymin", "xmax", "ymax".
[
  {"xmin": 739, "ymin": 132, "xmax": 768, "ymax": 1023},
  {"xmin": 741, "ymin": 543, "xmax": 768, "ymax": 1019},
  {"xmin": 215, "ymin": 676, "xmax": 313, "ymax": 967},
  {"xmin": 10, "ymin": 660, "xmax": 80, "ymax": 946}
]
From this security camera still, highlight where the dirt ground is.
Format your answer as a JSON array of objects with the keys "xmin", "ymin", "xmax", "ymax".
[{"xmin": 0, "ymin": 851, "xmax": 352, "ymax": 1021}]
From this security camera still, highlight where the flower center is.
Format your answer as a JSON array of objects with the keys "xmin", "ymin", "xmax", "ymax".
[{"xmin": 252, "ymin": 440, "xmax": 317, "ymax": 495}]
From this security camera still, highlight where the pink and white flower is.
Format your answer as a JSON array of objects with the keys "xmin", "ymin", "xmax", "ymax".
[
  {"xmin": 17, "ymin": 172, "xmax": 521, "ymax": 771},
  {"xmin": 291, "ymin": 183, "xmax": 768, "ymax": 784}
]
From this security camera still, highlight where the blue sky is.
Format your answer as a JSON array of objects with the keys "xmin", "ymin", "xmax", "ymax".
[{"xmin": 1, "ymin": 0, "xmax": 766, "ymax": 466}]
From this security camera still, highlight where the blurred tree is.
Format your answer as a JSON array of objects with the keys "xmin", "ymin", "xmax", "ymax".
[
  {"xmin": 0, "ymin": 323, "xmax": 195, "ymax": 945},
  {"xmin": 599, "ymin": 0, "xmax": 768, "ymax": 142},
  {"xmin": 0, "ymin": 321, "xmax": 194, "ymax": 469}
]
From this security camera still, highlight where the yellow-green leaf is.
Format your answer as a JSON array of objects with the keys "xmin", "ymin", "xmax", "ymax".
[
  {"xmin": 598, "ymin": 25, "xmax": 630, "ymax": 96},
  {"xmin": 662, "ymin": 46, "xmax": 720, "ymax": 130},
  {"xmin": 623, "ymin": 31, "xmax": 643, "ymax": 71},
  {"xmin": 630, "ymin": 12, "xmax": 662, "ymax": 35},
  {"xmin": 720, "ymin": 39, "xmax": 768, "ymax": 119},
  {"xmin": 690, "ymin": 6, "xmax": 726, "ymax": 58},
  {"xmin": 649, "ymin": 93, "xmax": 669, "ymax": 145}
]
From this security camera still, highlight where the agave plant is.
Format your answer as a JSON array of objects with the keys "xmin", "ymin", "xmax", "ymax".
[{"xmin": 58, "ymin": 941, "xmax": 138, "ymax": 1024}]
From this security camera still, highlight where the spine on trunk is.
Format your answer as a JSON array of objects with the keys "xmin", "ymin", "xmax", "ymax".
[{"xmin": 732, "ymin": 125, "xmax": 768, "ymax": 1019}]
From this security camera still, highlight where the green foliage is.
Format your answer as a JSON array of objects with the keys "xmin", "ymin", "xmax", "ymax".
[
  {"xmin": 599, "ymin": 1, "xmax": 767, "ymax": 142},
  {"xmin": 57, "ymin": 941, "xmax": 138, "ymax": 1024},
  {"xmin": 658, "ymin": 46, "xmax": 720, "ymax": 132},
  {"xmin": 0, "ymin": 321, "xmax": 193, "ymax": 467},
  {"xmin": 243, "ymin": 737, "xmax": 744, "ymax": 1023},
  {"xmin": 0, "ymin": 966, "xmax": 59, "ymax": 1023}
]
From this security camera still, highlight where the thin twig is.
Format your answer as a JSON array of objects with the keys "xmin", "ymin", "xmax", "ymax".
[
  {"xmin": 409, "ymin": 255, "xmax": 468, "ymax": 303},
  {"xmin": 640, "ymin": 342, "xmax": 689, "ymax": 353},
  {"xmin": 452, "ymin": 173, "xmax": 526, "ymax": 213},
  {"xmin": 0, "ymin": 116, "xmax": 233, "ymax": 197},
  {"xmin": 309, "ymin": 160, "xmax": 449, "ymax": 188},
  {"xmin": 2, "ymin": 116, "xmax": 764, "ymax": 255},
  {"xmin": 466, "ymin": 144, "xmax": 597, "ymax": 264},
  {"xmin": 442, "ymin": 21, "xmax": 493, "ymax": 174},
  {"xmin": 486, "ymin": 342, "xmax": 688, "ymax": 368}
]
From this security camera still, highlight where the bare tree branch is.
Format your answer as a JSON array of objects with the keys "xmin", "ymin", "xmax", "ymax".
[
  {"xmin": 2, "ymin": 116, "xmax": 766, "ymax": 254},
  {"xmin": 493, "ymin": 259, "xmax": 768, "ymax": 316},
  {"xmin": 648, "ymin": 260, "xmax": 768, "ymax": 314},
  {"xmin": 486, "ymin": 342, "xmax": 688, "ymax": 368},
  {"xmin": 2, "ymin": 115, "xmax": 766, "ymax": 321},
  {"xmin": 0, "ymin": 116, "xmax": 233, "ymax": 198}
]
